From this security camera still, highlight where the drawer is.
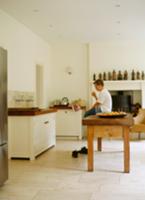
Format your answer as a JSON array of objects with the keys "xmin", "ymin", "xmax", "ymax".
[
  {"xmin": 94, "ymin": 126, "xmax": 123, "ymax": 138},
  {"xmin": 33, "ymin": 113, "xmax": 55, "ymax": 125}
]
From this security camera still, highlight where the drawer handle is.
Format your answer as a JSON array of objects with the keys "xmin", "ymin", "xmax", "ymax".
[{"xmin": 44, "ymin": 121, "xmax": 49, "ymax": 124}]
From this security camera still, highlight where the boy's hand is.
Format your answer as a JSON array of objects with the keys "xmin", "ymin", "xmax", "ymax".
[
  {"xmin": 94, "ymin": 100, "xmax": 100, "ymax": 106},
  {"xmin": 91, "ymin": 91, "xmax": 97, "ymax": 99}
]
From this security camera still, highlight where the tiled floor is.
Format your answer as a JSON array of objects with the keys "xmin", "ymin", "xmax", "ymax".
[{"xmin": 1, "ymin": 139, "xmax": 145, "ymax": 200}]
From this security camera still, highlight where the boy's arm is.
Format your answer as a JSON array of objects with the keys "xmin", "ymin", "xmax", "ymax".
[
  {"xmin": 91, "ymin": 91, "xmax": 98, "ymax": 100},
  {"xmin": 90, "ymin": 100, "xmax": 101, "ymax": 109}
]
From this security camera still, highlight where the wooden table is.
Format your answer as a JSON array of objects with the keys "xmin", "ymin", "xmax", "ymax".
[{"xmin": 82, "ymin": 114, "xmax": 134, "ymax": 173}]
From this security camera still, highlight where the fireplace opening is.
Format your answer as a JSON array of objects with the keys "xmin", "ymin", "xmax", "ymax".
[
  {"xmin": 112, "ymin": 95, "xmax": 132, "ymax": 112},
  {"xmin": 111, "ymin": 91, "xmax": 132, "ymax": 112}
]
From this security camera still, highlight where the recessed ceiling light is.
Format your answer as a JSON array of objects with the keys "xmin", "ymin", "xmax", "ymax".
[
  {"xmin": 48, "ymin": 24, "xmax": 54, "ymax": 31},
  {"xmin": 48, "ymin": 24, "xmax": 53, "ymax": 28},
  {"xmin": 116, "ymin": 33, "xmax": 120, "ymax": 36},
  {"xmin": 115, "ymin": 4, "xmax": 121, "ymax": 7},
  {"xmin": 58, "ymin": 34, "xmax": 63, "ymax": 39},
  {"xmin": 33, "ymin": 9, "xmax": 39, "ymax": 13}
]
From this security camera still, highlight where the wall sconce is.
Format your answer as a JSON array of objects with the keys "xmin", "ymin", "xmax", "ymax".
[{"xmin": 65, "ymin": 66, "xmax": 73, "ymax": 75}]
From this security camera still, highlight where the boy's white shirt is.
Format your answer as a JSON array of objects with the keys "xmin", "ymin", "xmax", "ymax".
[{"xmin": 93, "ymin": 88, "xmax": 112, "ymax": 112}]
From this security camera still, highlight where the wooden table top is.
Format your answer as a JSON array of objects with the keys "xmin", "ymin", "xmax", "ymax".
[{"xmin": 82, "ymin": 114, "xmax": 134, "ymax": 126}]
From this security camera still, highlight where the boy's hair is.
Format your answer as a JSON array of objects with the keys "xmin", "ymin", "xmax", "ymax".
[{"xmin": 93, "ymin": 79, "xmax": 104, "ymax": 86}]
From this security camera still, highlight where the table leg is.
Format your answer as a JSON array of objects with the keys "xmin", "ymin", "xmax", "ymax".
[
  {"xmin": 97, "ymin": 137, "xmax": 102, "ymax": 151},
  {"xmin": 87, "ymin": 126, "xmax": 94, "ymax": 171},
  {"xmin": 123, "ymin": 126, "xmax": 130, "ymax": 173}
]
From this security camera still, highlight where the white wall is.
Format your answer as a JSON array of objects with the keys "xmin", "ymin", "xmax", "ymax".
[
  {"xmin": 89, "ymin": 40, "xmax": 145, "ymax": 80},
  {"xmin": 87, "ymin": 40, "xmax": 145, "ymax": 106},
  {"xmin": 2, "ymin": 7, "xmax": 145, "ymax": 108},
  {"xmin": 50, "ymin": 42, "xmax": 89, "ymax": 104},
  {"xmin": 48, "ymin": 40, "xmax": 145, "ymax": 106},
  {"xmin": 0, "ymin": 9, "xmax": 52, "ymax": 107}
]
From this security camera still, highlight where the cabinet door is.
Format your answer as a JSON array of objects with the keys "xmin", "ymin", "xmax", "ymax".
[
  {"xmin": 47, "ymin": 113, "xmax": 56, "ymax": 147},
  {"xmin": 33, "ymin": 115, "xmax": 45, "ymax": 155},
  {"xmin": 33, "ymin": 113, "xmax": 56, "ymax": 155},
  {"xmin": 41, "ymin": 113, "xmax": 56, "ymax": 149},
  {"xmin": 56, "ymin": 110, "xmax": 82, "ymax": 136},
  {"xmin": 8, "ymin": 117, "xmax": 31, "ymax": 158}
]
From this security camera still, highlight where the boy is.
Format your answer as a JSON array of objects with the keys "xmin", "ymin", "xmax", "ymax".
[{"xmin": 84, "ymin": 79, "xmax": 112, "ymax": 117}]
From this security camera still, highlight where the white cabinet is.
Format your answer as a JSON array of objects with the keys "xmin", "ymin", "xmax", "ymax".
[
  {"xmin": 8, "ymin": 113, "xmax": 56, "ymax": 160},
  {"xmin": 56, "ymin": 109, "xmax": 83, "ymax": 139}
]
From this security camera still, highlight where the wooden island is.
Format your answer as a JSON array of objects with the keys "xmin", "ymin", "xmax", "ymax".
[{"xmin": 82, "ymin": 114, "xmax": 134, "ymax": 173}]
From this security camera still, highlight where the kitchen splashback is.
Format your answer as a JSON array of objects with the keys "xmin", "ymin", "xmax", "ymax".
[{"xmin": 8, "ymin": 90, "xmax": 36, "ymax": 108}]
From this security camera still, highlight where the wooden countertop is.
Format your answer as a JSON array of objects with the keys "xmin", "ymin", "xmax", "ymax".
[
  {"xmin": 8, "ymin": 108, "xmax": 57, "ymax": 116},
  {"xmin": 50, "ymin": 105, "xmax": 86, "ymax": 110},
  {"xmin": 50, "ymin": 105, "xmax": 72, "ymax": 109},
  {"xmin": 82, "ymin": 114, "xmax": 134, "ymax": 126}
]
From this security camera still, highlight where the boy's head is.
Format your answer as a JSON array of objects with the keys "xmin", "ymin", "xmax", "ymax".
[{"xmin": 93, "ymin": 79, "xmax": 104, "ymax": 91}]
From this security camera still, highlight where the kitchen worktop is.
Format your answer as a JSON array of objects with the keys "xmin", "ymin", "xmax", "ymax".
[
  {"xmin": 50, "ymin": 105, "xmax": 86, "ymax": 110},
  {"xmin": 8, "ymin": 107, "xmax": 57, "ymax": 116},
  {"xmin": 50, "ymin": 105, "xmax": 73, "ymax": 109}
]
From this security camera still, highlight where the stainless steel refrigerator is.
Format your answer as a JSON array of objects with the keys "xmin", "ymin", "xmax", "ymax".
[{"xmin": 0, "ymin": 47, "xmax": 8, "ymax": 186}]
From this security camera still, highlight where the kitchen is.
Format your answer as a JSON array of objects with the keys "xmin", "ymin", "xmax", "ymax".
[{"xmin": 1, "ymin": 0, "xmax": 145, "ymax": 199}]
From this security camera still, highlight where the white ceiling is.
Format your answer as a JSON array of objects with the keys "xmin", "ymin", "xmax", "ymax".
[{"xmin": 0, "ymin": 0, "xmax": 145, "ymax": 43}]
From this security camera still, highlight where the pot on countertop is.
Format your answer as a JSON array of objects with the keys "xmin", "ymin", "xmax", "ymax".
[{"xmin": 61, "ymin": 97, "xmax": 69, "ymax": 105}]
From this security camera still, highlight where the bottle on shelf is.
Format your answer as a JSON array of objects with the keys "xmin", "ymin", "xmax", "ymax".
[
  {"xmin": 124, "ymin": 70, "xmax": 128, "ymax": 80},
  {"xmin": 112, "ymin": 70, "xmax": 117, "ymax": 80},
  {"xmin": 117, "ymin": 70, "xmax": 123, "ymax": 80},
  {"xmin": 131, "ymin": 70, "xmax": 135, "ymax": 80},
  {"xmin": 98, "ymin": 73, "xmax": 103, "ymax": 80},
  {"xmin": 108, "ymin": 72, "xmax": 112, "ymax": 80},
  {"xmin": 103, "ymin": 72, "xmax": 107, "ymax": 80},
  {"xmin": 136, "ymin": 71, "xmax": 140, "ymax": 80},
  {"xmin": 142, "ymin": 71, "xmax": 145, "ymax": 80},
  {"xmin": 93, "ymin": 73, "xmax": 96, "ymax": 81}
]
